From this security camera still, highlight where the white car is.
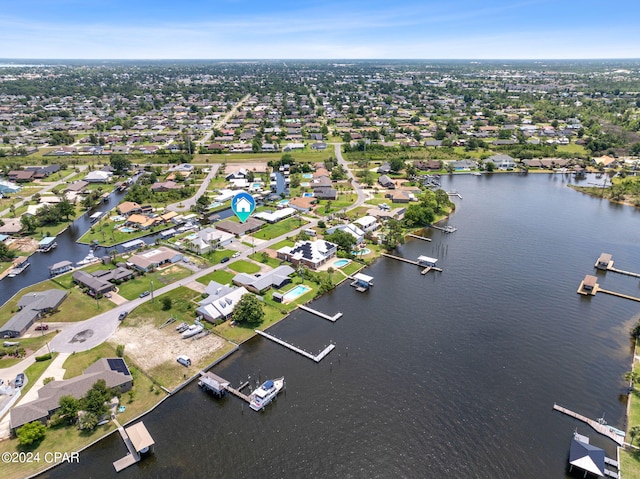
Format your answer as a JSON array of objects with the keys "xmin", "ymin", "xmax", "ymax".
[{"xmin": 232, "ymin": 252, "xmax": 240, "ymax": 258}]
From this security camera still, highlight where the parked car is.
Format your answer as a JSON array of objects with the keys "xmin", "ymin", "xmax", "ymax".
[
  {"xmin": 104, "ymin": 292, "xmax": 112, "ymax": 298},
  {"xmin": 139, "ymin": 291, "xmax": 150, "ymax": 298},
  {"xmin": 232, "ymin": 252, "xmax": 240, "ymax": 258},
  {"xmin": 177, "ymin": 355, "xmax": 191, "ymax": 367},
  {"xmin": 35, "ymin": 324, "xmax": 49, "ymax": 331},
  {"xmin": 220, "ymin": 256, "xmax": 230, "ymax": 263},
  {"xmin": 118, "ymin": 311, "xmax": 128, "ymax": 321},
  {"xmin": 15, "ymin": 373, "xmax": 25, "ymax": 388}
]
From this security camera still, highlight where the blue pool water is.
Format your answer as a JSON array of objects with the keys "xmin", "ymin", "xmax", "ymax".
[
  {"xmin": 282, "ymin": 285, "xmax": 311, "ymax": 301},
  {"xmin": 300, "ymin": 182, "xmax": 310, "ymax": 187},
  {"xmin": 279, "ymin": 199, "xmax": 290, "ymax": 205},
  {"xmin": 119, "ymin": 227, "xmax": 136, "ymax": 233},
  {"xmin": 302, "ymin": 193, "xmax": 314, "ymax": 197},
  {"xmin": 333, "ymin": 259, "xmax": 350, "ymax": 268},
  {"xmin": 208, "ymin": 202, "xmax": 222, "ymax": 209},
  {"xmin": 302, "ymin": 173, "xmax": 313, "ymax": 179},
  {"xmin": 351, "ymin": 248, "xmax": 371, "ymax": 255}
]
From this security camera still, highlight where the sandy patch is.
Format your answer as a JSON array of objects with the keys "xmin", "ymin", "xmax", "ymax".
[
  {"xmin": 7, "ymin": 237, "xmax": 39, "ymax": 253},
  {"xmin": 109, "ymin": 323, "xmax": 224, "ymax": 371}
]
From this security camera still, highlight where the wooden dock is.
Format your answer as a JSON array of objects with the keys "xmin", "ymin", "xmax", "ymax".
[
  {"xmin": 255, "ymin": 330, "xmax": 335, "ymax": 363},
  {"xmin": 447, "ymin": 191, "xmax": 463, "ymax": 199},
  {"xmin": 599, "ymin": 288, "xmax": 640, "ymax": 303},
  {"xmin": 382, "ymin": 253, "xmax": 419, "ymax": 265},
  {"xmin": 112, "ymin": 420, "xmax": 141, "ymax": 472},
  {"xmin": 225, "ymin": 384, "xmax": 251, "ymax": 403},
  {"xmin": 553, "ymin": 403, "xmax": 625, "ymax": 445},
  {"xmin": 406, "ymin": 233, "xmax": 432, "ymax": 242},
  {"xmin": 608, "ymin": 266, "xmax": 640, "ymax": 278},
  {"xmin": 299, "ymin": 304, "xmax": 342, "ymax": 322}
]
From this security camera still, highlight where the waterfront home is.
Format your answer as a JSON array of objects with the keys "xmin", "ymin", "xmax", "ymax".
[
  {"xmin": 232, "ymin": 265, "xmax": 295, "ymax": 294},
  {"xmin": 48, "ymin": 260, "xmax": 72, "ymax": 276},
  {"xmin": 215, "ymin": 217, "xmax": 265, "ymax": 236},
  {"xmin": 0, "ymin": 289, "xmax": 68, "ymax": 338},
  {"xmin": 277, "ymin": 240, "xmax": 337, "ymax": 270},
  {"xmin": 449, "ymin": 159, "xmax": 478, "ymax": 171},
  {"xmin": 10, "ymin": 358, "xmax": 133, "ymax": 433},
  {"xmin": 121, "ymin": 239, "xmax": 146, "ymax": 252},
  {"xmin": 183, "ymin": 227, "xmax": 234, "ymax": 254},
  {"xmin": 254, "ymin": 207, "xmax": 296, "ymax": 224},
  {"xmin": 353, "ymin": 215, "xmax": 379, "ymax": 233},
  {"xmin": 326, "ymin": 223, "xmax": 365, "ymax": 244},
  {"xmin": 486, "ymin": 154, "xmax": 516, "ymax": 170},
  {"xmin": 84, "ymin": 170, "xmax": 113, "ymax": 183},
  {"xmin": 196, "ymin": 285, "xmax": 250, "ymax": 322}
]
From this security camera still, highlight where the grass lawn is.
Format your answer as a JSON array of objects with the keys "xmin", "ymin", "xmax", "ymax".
[
  {"xmin": 124, "ymin": 286, "xmax": 201, "ymax": 327},
  {"xmin": 557, "ymin": 142, "xmax": 588, "ymax": 155},
  {"xmin": 116, "ymin": 265, "xmax": 192, "ymax": 300},
  {"xmin": 250, "ymin": 217, "xmax": 308, "ymax": 240},
  {"xmin": 227, "ymin": 260, "xmax": 260, "ymax": 274},
  {"xmin": 62, "ymin": 342, "xmax": 119, "ymax": 379},
  {"xmin": 212, "ymin": 303, "xmax": 288, "ymax": 343},
  {"xmin": 0, "ymin": 282, "xmax": 115, "ymax": 329},
  {"xmin": 0, "ymin": 332, "xmax": 57, "ymax": 369},
  {"xmin": 248, "ymin": 252, "xmax": 283, "ymax": 268},
  {"xmin": 341, "ymin": 260, "xmax": 366, "ymax": 277},
  {"xmin": 20, "ymin": 353, "xmax": 58, "ymax": 399},
  {"xmin": 196, "ymin": 269, "xmax": 235, "ymax": 286},
  {"xmin": 202, "ymin": 248, "xmax": 233, "ymax": 265},
  {"xmin": 270, "ymin": 239, "xmax": 295, "ymax": 250}
]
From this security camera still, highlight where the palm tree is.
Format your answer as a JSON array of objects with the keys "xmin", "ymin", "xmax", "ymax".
[
  {"xmin": 630, "ymin": 425, "xmax": 640, "ymax": 445},
  {"xmin": 624, "ymin": 370, "xmax": 638, "ymax": 390}
]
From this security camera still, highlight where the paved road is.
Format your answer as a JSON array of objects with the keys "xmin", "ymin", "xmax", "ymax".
[
  {"xmin": 334, "ymin": 143, "xmax": 367, "ymax": 208},
  {"xmin": 197, "ymin": 93, "xmax": 250, "ymax": 147},
  {"xmin": 166, "ymin": 164, "xmax": 220, "ymax": 212}
]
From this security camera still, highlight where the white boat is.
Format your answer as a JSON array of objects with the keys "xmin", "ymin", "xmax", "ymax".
[
  {"xmin": 76, "ymin": 249, "xmax": 99, "ymax": 266},
  {"xmin": 249, "ymin": 377, "xmax": 285, "ymax": 411},
  {"xmin": 182, "ymin": 322, "xmax": 204, "ymax": 338}
]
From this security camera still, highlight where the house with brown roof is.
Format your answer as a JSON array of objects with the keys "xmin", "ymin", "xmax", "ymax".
[
  {"xmin": 117, "ymin": 201, "xmax": 141, "ymax": 216},
  {"xmin": 8, "ymin": 170, "xmax": 35, "ymax": 182},
  {"xmin": 10, "ymin": 358, "xmax": 133, "ymax": 433},
  {"xmin": 289, "ymin": 196, "xmax": 316, "ymax": 212},
  {"xmin": 151, "ymin": 180, "xmax": 182, "ymax": 192}
]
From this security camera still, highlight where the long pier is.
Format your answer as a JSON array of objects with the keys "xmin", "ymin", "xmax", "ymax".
[
  {"xmin": 255, "ymin": 330, "xmax": 335, "ymax": 363},
  {"xmin": 382, "ymin": 253, "xmax": 419, "ymax": 265},
  {"xmin": 608, "ymin": 266, "xmax": 640, "ymax": 278},
  {"xmin": 553, "ymin": 403, "xmax": 625, "ymax": 445},
  {"xmin": 599, "ymin": 288, "xmax": 640, "ymax": 303},
  {"xmin": 299, "ymin": 304, "xmax": 343, "ymax": 322},
  {"xmin": 406, "ymin": 233, "xmax": 432, "ymax": 242}
]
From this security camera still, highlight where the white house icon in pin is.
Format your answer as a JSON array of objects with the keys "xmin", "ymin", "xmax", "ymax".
[{"xmin": 235, "ymin": 197, "xmax": 251, "ymax": 213}]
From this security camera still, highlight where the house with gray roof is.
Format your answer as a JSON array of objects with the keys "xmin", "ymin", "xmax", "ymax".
[
  {"xmin": 1, "ymin": 290, "xmax": 67, "ymax": 338},
  {"xmin": 10, "ymin": 358, "xmax": 132, "ymax": 432},
  {"xmin": 232, "ymin": 265, "xmax": 295, "ymax": 294}
]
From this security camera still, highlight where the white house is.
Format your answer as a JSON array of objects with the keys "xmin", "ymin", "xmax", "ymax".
[
  {"xmin": 196, "ymin": 285, "xmax": 250, "ymax": 322},
  {"xmin": 353, "ymin": 215, "xmax": 379, "ymax": 233},
  {"xmin": 84, "ymin": 170, "xmax": 113, "ymax": 183},
  {"xmin": 326, "ymin": 223, "xmax": 365, "ymax": 244},
  {"xmin": 254, "ymin": 207, "xmax": 295, "ymax": 224},
  {"xmin": 184, "ymin": 228, "xmax": 234, "ymax": 254}
]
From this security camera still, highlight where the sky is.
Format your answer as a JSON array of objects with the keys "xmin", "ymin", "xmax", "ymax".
[{"xmin": 1, "ymin": 0, "xmax": 639, "ymax": 60}]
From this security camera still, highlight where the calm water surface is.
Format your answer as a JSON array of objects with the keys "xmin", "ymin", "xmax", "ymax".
[{"xmin": 41, "ymin": 173, "xmax": 640, "ymax": 478}]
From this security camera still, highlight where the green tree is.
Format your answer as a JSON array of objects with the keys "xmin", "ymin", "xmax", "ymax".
[
  {"xmin": 80, "ymin": 379, "xmax": 112, "ymax": 418},
  {"xmin": 56, "ymin": 198, "xmax": 75, "ymax": 220},
  {"xmin": 325, "ymin": 229, "xmax": 356, "ymax": 253},
  {"xmin": 110, "ymin": 154, "xmax": 131, "ymax": 174},
  {"xmin": 58, "ymin": 395, "xmax": 80, "ymax": 425},
  {"xmin": 161, "ymin": 297, "xmax": 172, "ymax": 311},
  {"xmin": 16, "ymin": 421, "xmax": 46, "ymax": 447},
  {"xmin": 630, "ymin": 425, "xmax": 640, "ymax": 445},
  {"xmin": 389, "ymin": 158, "xmax": 406, "ymax": 173},
  {"xmin": 233, "ymin": 294, "xmax": 265, "ymax": 325},
  {"xmin": 624, "ymin": 370, "xmax": 639, "ymax": 389},
  {"xmin": 382, "ymin": 219, "xmax": 405, "ymax": 250},
  {"xmin": 20, "ymin": 214, "xmax": 37, "ymax": 234},
  {"xmin": 0, "ymin": 242, "xmax": 16, "ymax": 262}
]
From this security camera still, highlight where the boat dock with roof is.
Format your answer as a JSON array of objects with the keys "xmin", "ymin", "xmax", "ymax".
[
  {"xmin": 112, "ymin": 421, "xmax": 155, "ymax": 472},
  {"xmin": 595, "ymin": 252, "xmax": 640, "ymax": 278},
  {"xmin": 350, "ymin": 272, "xmax": 374, "ymax": 292}
]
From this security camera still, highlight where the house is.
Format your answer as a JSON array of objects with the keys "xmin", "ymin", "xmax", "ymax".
[
  {"xmin": 128, "ymin": 247, "xmax": 183, "ymax": 272},
  {"xmin": 377, "ymin": 162, "xmax": 391, "ymax": 174},
  {"xmin": 125, "ymin": 214, "xmax": 156, "ymax": 230},
  {"xmin": 289, "ymin": 196, "xmax": 316, "ymax": 212},
  {"xmin": 326, "ymin": 223, "xmax": 365, "ymax": 244},
  {"xmin": 72, "ymin": 270, "xmax": 115, "ymax": 295},
  {"xmin": 232, "ymin": 265, "xmax": 295, "ymax": 294},
  {"xmin": 0, "ymin": 290, "xmax": 68, "ymax": 338},
  {"xmin": 450, "ymin": 159, "xmax": 477, "ymax": 171},
  {"xmin": 8, "ymin": 170, "xmax": 35, "ymax": 182},
  {"xmin": 487, "ymin": 154, "xmax": 516, "ymax": 170},
  {"xmin": 353, "ymin": 215, "xmax": 379, "ymax": 233},
  {"xmin": 183, "ymin": 228, "xmax": 234, "ymax": 254},
  {"xmin": 215, "ymin": 217, "xmax": 265, "ymax": 236},
  {"xmin": 254, "ymin": 207, "xmax": 296, "ymax": 224},
  {"xmin": 121, "ymin": 239, "xmax": 146, "ymax": 252},
  {"xmin": 313, "ymin": 188, "xmax": 338, "ymax": 200},
  {"xmin": 277, "ymin": 240, "xmax": 337, "ymax": 270},
  {"xmin": 117, "ymin": 201, "xmax": 141, "ymax": 216},
  {"xmin": 196, "ymin": 285, "xmax": 250, "ymax": 322},
  {"xmin": 151, "ymin": 180, "xmax": 181, "ymax": 192},
  {"xmin": 415, "ymin": 160, "xmax": 442, "ymax": 171},
  {"xmin": 10, "ymin": 358, "xmax": 133, "ymax": 433},
  {"xmin": 84, "ymin": 170, "xmax": 113, "ymax": 183},
  {"xmin": 310, "ymin": 142, "xmax": 327, "ymax": 150},
  {"xmin": 225, "ymin": 168, "xmax": 248, "ymax": 181},
  {"xmin": 64, "ymin": 180, "xmax": 89, "ymax": 193},
  {"xmin": 378, "ymin": 175, "xmax": 395, "ymax": 189}
]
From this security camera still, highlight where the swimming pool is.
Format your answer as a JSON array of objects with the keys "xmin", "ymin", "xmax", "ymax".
[
  {"xmin": 302, "ymin": 193, "xmax": 314, "ymax": 197},
  {"xmin": 282, "ymin": 285, "xmax": 311, "ymax": 302},
  {"xmin": 302, "ymin": 173, "xmax": 313, "ymax": 179},
  {"xmin": 208, "ymin": 202, "xmax": 222, "ymax": 209},
  {"xmin": 333, "ymin": 259, "xmax": 351, "ymax": 268},
  {"xmin": 300, "ymin": 182, "xmax": 310, "ymax": 187},
  {"xmin": 278, "ymin": 199, "xmax": 290, "ymax": 205},
  {"xmin": 351, "ymin": 248, "xmax": 372, "ymax": 256},
  {"xmin": 120, "ymin": 227, "xmax": 136, "ymax": 233}
]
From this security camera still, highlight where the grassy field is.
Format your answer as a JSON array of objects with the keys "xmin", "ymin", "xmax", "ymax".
[
  {"xmin": 0, "ymin": 281, "xmax": 115, "ymax": 329},
  {"xmin": 62, "ymin": 342, "xmax": 119, "ymax": 379},
  {"xmin": 196, "ymin": 269, "xmax": 235, "ymax": 286},
  {"xmin": 123, "ymin": 287, "xmax": 201, "ymax": 327},
  {"xmin": 557, "ymin": 142, "xmax": 588, "ymax": 155},
  {"xmin": 116, "ymin": 265, "xmax": 192, "ymax": 300},
  {"xmin": 270, "ymin": 239, "xmax": 296, "ymax": 250},
  {"xmin": 78, "ymin": 219, "xmax": 174, "ymax": 246},
  {"xmin": 227, "ymin": 260, "xmax": 260, "ymax": 274},
  {"xmin": 248, "ymin": 252, "xmax": 282, "ymax": 268},
  {"xmin": 0, "ymin": 332, "xmax": 57, "ymax": 368},
  {"xmin": 201, "ymin": 248, "xmax": 233, "ymax": 265},
  {"xmin": 250, "ymin": 217, "xmax": 308, "ymax": 240},
  {"xmin": 19, "ymin": 353, "xmax": 58, "ymax": 398}
]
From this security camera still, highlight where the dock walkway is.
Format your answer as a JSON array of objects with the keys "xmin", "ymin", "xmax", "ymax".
[
  {"xmin": 112, "ymin": 420, "xmax": 141, "ymax": 472},
  {"xmin": 406, "ymin": 233, "xmax": 432, "ymax": 242},
  {"xmin": 299, "ymin": 304, "xmax": 342, "ymax": 322},
  {"xmin": 225, "ymin": 385, "xmax": 250, "ymax": 403},
  {"xmin": 255, "ymin": 330, "xmax": 335, "ymax": 363},
  {"xmin": 553, "ymin": 403, "xmax": 625, "ymax": 445},
  {"xmin": 608, "ymin": 266, "xmax": 640, "ymax": 278},
  {"xmin": 599, "ymin": 288, "xmax": 640, "ymax": 303},
  {"xmin": 381, "ymin": 253, "xmax": 419, "ymax": 266}
]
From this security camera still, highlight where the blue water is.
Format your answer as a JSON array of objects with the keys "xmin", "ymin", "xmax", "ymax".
[
  {"xmin": 352, "ymin": 248, "xmax": 371, "ymax": 255},
  {"xmin": 302, "ymin": 173, "xmax": 313, "ymax": 179},
  {"xmin": 119, "ymin": 227, "xmax": 136, "ymax": 233},
  {"xmin": 302, "ymin": 193, "xmax": 314, "ymax": 197},
  {"xmin": 282, "ymin": 284, "xmax": 311, "ymax": 301},
  {"xmin": 278, "ymin": 199, "xmax": 289, "ymax": 205},
  {"xmin": 333, "ymin": 259, "xmax": 351, "ymax": 268}
]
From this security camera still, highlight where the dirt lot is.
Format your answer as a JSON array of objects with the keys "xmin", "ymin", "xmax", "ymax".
[
  {"xmin": 109, "ymin": 323, "xmax": 225, "ymax": 371},
  {"xmin": 7, "ymin": 237, "xmax": 39, "ymax": 253},
  {"xmin": 224, "ymin": 161, "xmax": 268, "ymax": 173}
]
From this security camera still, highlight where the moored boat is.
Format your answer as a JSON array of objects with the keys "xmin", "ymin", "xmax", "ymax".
[
  {"xmin": 182, "ymin": 322, "xmax": 204, "ymax": 338},
  {"xmin": 249, "ymin": 377, "xmax": 284, "ymax": 411}
]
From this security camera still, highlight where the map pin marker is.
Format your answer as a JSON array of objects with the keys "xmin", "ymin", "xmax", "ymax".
[{"xmin": 232, "ymin": 191, "xmax": 255, "ymax": 223}]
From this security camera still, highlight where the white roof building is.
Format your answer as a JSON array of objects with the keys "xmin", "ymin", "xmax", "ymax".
[
  {"xmin": 254, "ymin": 207, "xmax": 296, "ymax": 224},
  {"xmin": 196, "ymin": 286, "xmax": 250, "ymax": 321}
]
